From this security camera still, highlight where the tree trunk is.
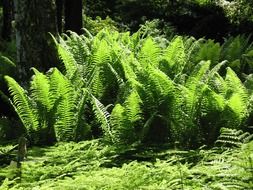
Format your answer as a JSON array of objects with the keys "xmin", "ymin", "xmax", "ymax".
[
  {"xmin": 56, "ymin": 0, "xmax": 63, "ymax": 33},
  {"xmin": 64, "ymin": 0, "xmax": 83, "ymax": 34},
  {"xmin": 2, "ymin": 0, "xmax": 13, "ymax": 41},
  {"xmin": 14, "ymin": 0, "xmax": 58, "ymax": 75}
]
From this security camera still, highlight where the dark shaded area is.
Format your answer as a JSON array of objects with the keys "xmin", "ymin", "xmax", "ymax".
[
  {"xmin": 85, "ymin": 0, "xmax": 253, "ymax": 42},
  {"xmin": 56, "ymin": 0, "xmax": 64, "ymax": 33},
  {"xmin": 1, "ymin": 0, "xmax": 13, "ymax": 41},
  {"xmin": 64, "ymin": 0, "xmax": 83, "ymax": 34}
]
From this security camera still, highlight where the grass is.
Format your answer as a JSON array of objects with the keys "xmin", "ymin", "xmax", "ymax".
[{"xmin": 0, "ymin": 139, "xmax": 252, "ymax": 189}]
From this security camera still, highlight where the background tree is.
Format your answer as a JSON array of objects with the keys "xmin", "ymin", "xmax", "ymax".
[
  {"xmin": 1, "ymin": 0, "xmax": 13, "ymax": 41},
  {"xmin": 56, "ymin": 0, "xmax": 63, "ymax": 33},
  {"xmin": 14, "ymin": 0, "xmax": 58, "ymax": 74},
  {"xmin": 64, "ymin": 0, "xmax": 83, "ymax": 34}
]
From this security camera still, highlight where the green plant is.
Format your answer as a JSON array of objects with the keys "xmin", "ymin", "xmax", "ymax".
[
  {"xmin": 215, "ymin": 127, "xmax": 253, "ymax": 147},
  {"xmin": 52, "ymin": 29, "xmax": 253, "ymax": 148},
  {"xmin": 5, "ymin": 68, "xmax": 91, "ymax": 144}
]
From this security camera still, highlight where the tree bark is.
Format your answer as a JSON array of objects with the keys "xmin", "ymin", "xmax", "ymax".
[
  {"xmin": 64, "ymin": 0, "xmax": 83, "ymax": 34},
  {"xmin": 2, "ymin": 0, "xmax": 13, "ymax": 41},
  {"xmin": 14, "ymin": 0, "xmax": 58, "ymax": 74},
  {"xmin": 56, "ymin": 0, "xmax": 63, "ymax": 33}
]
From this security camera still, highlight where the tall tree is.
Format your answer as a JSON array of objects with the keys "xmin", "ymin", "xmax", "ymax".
[
  {"xmin": 64, "ymin": 0, "xmax": 83, "ymax": 34},
  {"xmin": 14, "ymin": 0, "xmax": 58, "ymax": 74},
  {"xmin": 2, "ymin": 0, "xmax": 13, "ymax": 41},
  {"xmin": 56, "ymin": 0, "xmax": 63, "ymax": 33}
]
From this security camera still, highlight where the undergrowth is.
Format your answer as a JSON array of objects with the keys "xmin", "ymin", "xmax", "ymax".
[{"xmin": 0, "ymin": 139, "xmax": 252, "ymax": 189}]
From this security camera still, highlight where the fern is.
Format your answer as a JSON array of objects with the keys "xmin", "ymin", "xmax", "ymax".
[
  {"xmin": 4, "ymin": 76, "xmax": 39, "ymax": 134},
  {"xmin": 194, "ymin": 39, "xmax": 221, "ymax": 66},
  {"xmin": 223, "ymin": 68, "xmax": 249, "ymax": 129},
  {"xmin": 221, "ymin": 35, "xmax": 252, "ymax": 62},
  {"xmin": 57, "ymin": 45, "xmax": 78, "ymax": 78},
  {"xmin": 110, "ymin": 104, "xmax": 127, "ymax": 143},
  {"xmin": 49, "ymin": 68, "xmax": 77, "ymax": 141},
  {"xmin": 138, "ymin": 37, "xmax": 161, "ymax": 68},
  {"xmin": 90, "ymin": 94, "xmax": 114, "ymax": 142},
  {"xmin": 92, "ymin": 39, "xmax": 112, "ymax": 65},
  {"xmin": 30, "ymin": 68, "xmax": 51, "ymax": 111},
  {"xmin": 159, "ymin": 36, "xmax": 186, "ymax": 78}
]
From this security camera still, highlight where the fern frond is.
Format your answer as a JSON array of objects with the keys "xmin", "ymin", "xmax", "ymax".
[
  {"xmin": 124, "ymin": 90, "xmax": 143, "ymax": 125},
  {"xmin": 194, "ymin": 39, "xmax": 221, "ymax": 65},
  {"xmin": 92, "ymin": 39, "xmax": 112, "ymax": 65},
  {"xmin": 160, "ymin": 36, "xmax": 186, "ymax": 78},
  {"xmin": 138, "ymin": 37, "xmax": 161, "ymax": 68},
  {"xmin": 57, "ymin": 45, "xmax": 78, "ymax": 78},
  {"xmin": 110, "ymin": 104, "xmax": 127, "ymax": 143},
  {"xmin": 223, "ymin": 68, "xmax": 249, "ymax": 128},
  {"xmin": 74, "ymin": 88, "xmax": 90, "ymax": 141},
  {"xmin": 221, "ymin": 35, "xmax": 252, "ymax": 62},
  {"xmin": 49, "ymin": 68, "xmax": 77, "ymax": 141},
  {"xmin": 64, "ymin": 31, "xmax": 91, "ymax": 65},
  {"xmin": 4, "ymin": 76, "xmax": 39, "ymax": 133},
  {"xmin": 215, "ymin": 128, "xmax": 252, "ymax": 147},
  {"xmin": 90, "ymin": 94, "xmax": 114, "ymax": 142},
  {"xmin": 185, "ymin": 60, "xmax": 210, "ymax": 90},
  {"xmin": 30, "ymin": 68, "xmax": 51, "ymax": 111}
]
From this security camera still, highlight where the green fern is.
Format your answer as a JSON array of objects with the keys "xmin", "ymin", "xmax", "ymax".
[
  {"xmin": 30, "ymin": 68, "xmax": 51, "ymax": 111},
  {"xmin": 92, "ymin": 39, "xmax": 112, "ymax": 65},
  {"xmin": 57, "ymin": 45, "xmax": 78, "ymax": 78},
  {"xmin": 159, "ymin": 36, "xmax": 186, "ymax": 78},
  {"xmin": 49, "ymin": 68, "xmax": 77, "ymax": 141},
  {"xmin": 4, "ymin": 76, "xmax": 39, "ymax": 135},
  {"xmin": 90, "ymin": 94, "xmax": 114, "ymax": 142},
  {"xmin": 138, "ymin": 37, "xmax": 161, "ymax": 68},
  {"xmin": 194, "ymin": 39, "xmax": 221, "ymax": 66},
  {"xmin": 223, "ymin": 68, "xmax": 249, "ymax": 129},
  {"xmin": 111, "ymin": 89, "xmax": 143, "ymax": 144},
  {"xmin": 216, "ymin": 127, "xmax": 253, "ymax": 148}
]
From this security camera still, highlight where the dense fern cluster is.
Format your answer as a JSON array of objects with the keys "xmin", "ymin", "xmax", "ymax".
[{"xmin": 5, "ymin": 28, "xmax": 253, "ymax": 148}]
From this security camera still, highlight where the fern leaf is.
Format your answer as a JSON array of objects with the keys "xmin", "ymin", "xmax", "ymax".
[
  {"xmin": 90, "ymin": 94, "xmax": 114, "ymax": 142},
  {"xmin": 49, "ymin": 68, "xmax": 77, "ymax": 141},
  {"xmin": 194, "ymin": 39, "xmax": 221, "ymax": 65},
  {"xmin": 30, "ymin": 68, "xmax": 51, "ymax": 111},
  {"xmin": 138, "ymin": 37, "xmax": 161, "ymax": 68},
  {"xmin": 110, "ymin": 104, "xmax": 126, "ymax": 143},
  {"xmin": 57, "ymin": 45, "xmax": 78, "ymax": 78},
  {"xmin": 92, "ymin": 39, "xmax": 111, "ymax": 65},
  {"xmin": 4, "ymin": 76, "xmax": 39, "ymax": 133},
  {"xmin": 160, "ymin": 36, "xmax": 186, "ymax": 78}
]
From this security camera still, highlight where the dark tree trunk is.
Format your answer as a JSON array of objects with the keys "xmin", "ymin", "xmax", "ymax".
[
  {"xmin": 2, "ymin": 0, "xmax": 13, "ymax": 41},
  {"xmin": 56, "ymin": 0, "xmax": 63, "ymax": 33},
  {"xmin": 64, "ymin": 0, "xmax": 83, "ymax": 34},
  {"xmin": 14, "ymin": 0, "xmax": 58, "ymax": 75}
]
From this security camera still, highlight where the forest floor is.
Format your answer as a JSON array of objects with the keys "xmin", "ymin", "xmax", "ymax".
[{"xmin": 0, "ymin": 139, "xmax": 252, "ymax": 190}]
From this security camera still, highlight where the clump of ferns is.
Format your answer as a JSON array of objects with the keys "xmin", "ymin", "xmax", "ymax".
[
  {"xmin": 4, "ymin": 67, "xmax": 114, "ymax": 145},
  {"xmin": 53, "ymin": 29, "xmax": 253, "ymax": 149}
]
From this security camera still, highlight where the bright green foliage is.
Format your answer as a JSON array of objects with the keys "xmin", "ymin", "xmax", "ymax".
[
  {"xmin": 50, "ymin": 69, "xmax": 77, "ymax": 141},
  {"xmin": 5, "ymin": 28, "xmax": 253, "ymax": 148},
  {"xmin": 111, "ymin": 90, "xmax": 143, "ymax": 144},
  {"xmin": 223, "ymin": 68, "xmax": 249, "ymax": 129},
  {"xmin": 53, "ymin": 29, "xmax": 253, "ymax": 147},
  {"xmin": 0, "ymin": 139, "xmax": 252, "ymax": 189},
  {"xmin": 5, "ymin": 76, "xmax": 39, "ymax": 136},
  {"xmin": 138, "ymin": 37, "xmax": 161, "ymax": 68},
  {"xmin": 216, "ymin": 127, "xmax": 253, "ymax": 147},
  {"xmin": 5, "ymin": 68, "xmax": 91, "ymax": 144},
  {"xmin": 160, "ymin": 36, "xmax": 186, "ymax": 78}
]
